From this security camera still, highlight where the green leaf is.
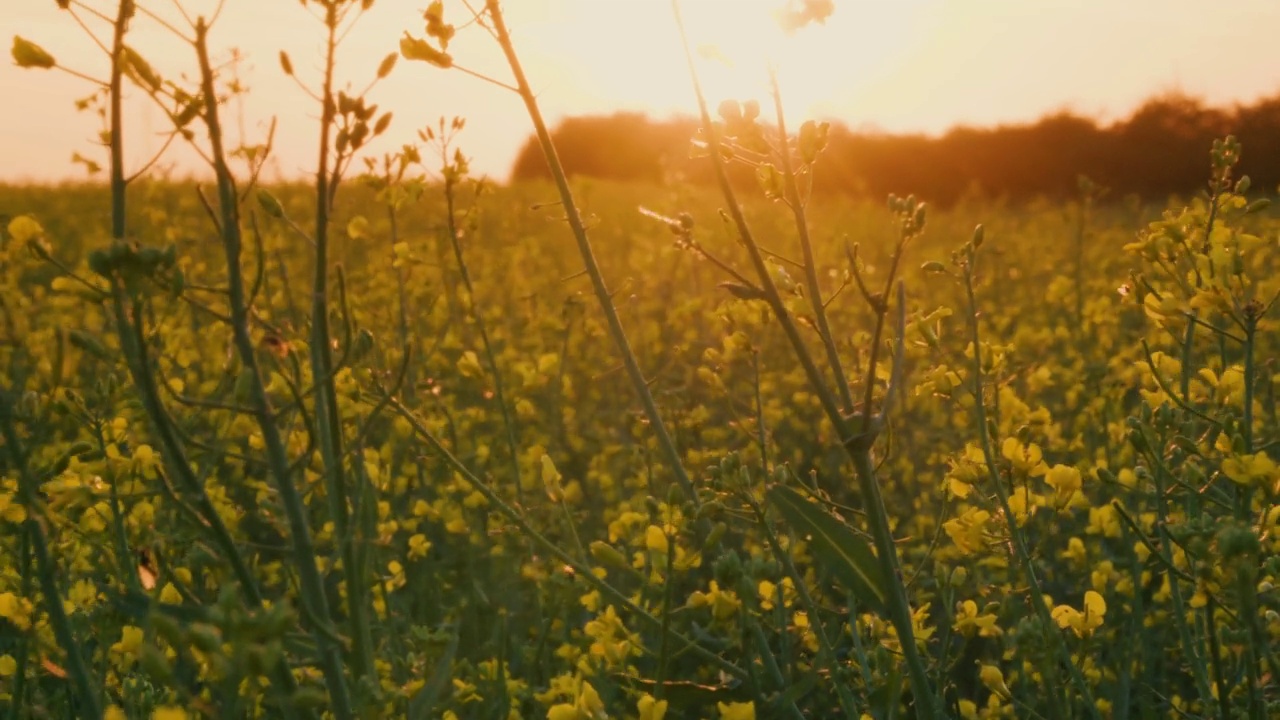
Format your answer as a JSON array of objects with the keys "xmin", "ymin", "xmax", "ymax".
[
  {"xmin": 766, "ymin": 485, "xmax": 889, "ymax": 614},
  {"xmin": 798, "ymin": 120, "xmax": 830, "ymax": 165},
  {"xmin": 399, "ymin": 33, "xmax": 452, "ymax": 69},
  {"xmin": 256, "ymin": 189, "xmax": 285, "ymax": 219},
  {"xmin": 376, "ymin": 52, "xmax": 397, "ymax": 79},
  {"xmin": 407, "ymin": 628, "xmax": 459, "ymax": 719},
  {"xmin": 12, "ymin": 36, "xmax": 56, "ymax": 69},
  {"xmin": 717, "ymin": 281, "xmax": 767, "ymax": 301}
]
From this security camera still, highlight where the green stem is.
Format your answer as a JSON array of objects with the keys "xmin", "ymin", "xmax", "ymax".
[
  {"xmin": 749, "ymin": 496, "xmax": 860, "ymax": 719},
  {"xmin": 108, "ymin": 0, "xmax": 129, "ymax": 241},
  {"xmin": 389, "ymin": 397, "xmax": 746, "ymax": 681},
  {"xmin": 962, "ymin": 254, "xmax": 1100, "ymax": 720},
  {"xmin": 442, "ymin": 174, "xmax": 524, "ymax": 504},
  {"xmin": 670, "ymin": 3, "xmax": 939, "ymax": 715},
  {"xmin": 0, "ymin": 413, "xmax": 103, "ymax": 720},
  {"xmin": 313, "ymin": 1, "xmax": 375, "ymax": 685},
  {"xmin": 195, "ymin": 21, "xmax": 352, "ymax": 719},
  {"xmin": 484, "ymin": 0, "xmax": 697, "ymax": 504},
  {"xmin": 767, "ymin": 71, "xmax": 854, "ymax": 413}
]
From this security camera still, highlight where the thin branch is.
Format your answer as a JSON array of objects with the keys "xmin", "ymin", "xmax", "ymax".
[
  {"xmin": 67, "ymin": 7, "xmax": 112, "ymax": 56},
  {"xmin": 132, "ymin": 1, "xmax": 195, "ymax": 41},
  {"xmin": 54, "ymin": 64, "xmax": 108, "ymax": 87},
  {"xmin": 125, "ymin": 130, "xmax": 181, "ymax": 184},
  {"xmin": 453, "ymin": 63, "xmax": 520, "ymax": 93}
]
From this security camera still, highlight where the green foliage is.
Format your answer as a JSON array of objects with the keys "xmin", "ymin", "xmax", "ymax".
[{"xmin": 766, "ymin": 485, "xmax": 888, "ymax": 614}]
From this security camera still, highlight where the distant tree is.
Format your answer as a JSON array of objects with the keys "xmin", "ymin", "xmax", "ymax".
[
  {"xmin": 510, "ymin": 112, "xmax": 699, "ymax": 184},
  {"xmin": 510, "ymin": 90, "xmax": 1280, "ymax": 203}
]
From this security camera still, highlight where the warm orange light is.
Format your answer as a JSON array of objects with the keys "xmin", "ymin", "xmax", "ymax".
[{"xmin": 5, "ymin": 0, "xmax": 1280, "ymax": 183}]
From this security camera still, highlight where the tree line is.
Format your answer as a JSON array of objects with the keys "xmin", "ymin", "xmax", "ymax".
[{"xmin": 509, "ymin": 91, "xmax": 1280, "ymax": 203}]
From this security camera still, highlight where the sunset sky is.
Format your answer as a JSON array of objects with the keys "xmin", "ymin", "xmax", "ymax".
[{"xmin": 4, "ymin": 0, "xmax": 1280, "ymax": 184}]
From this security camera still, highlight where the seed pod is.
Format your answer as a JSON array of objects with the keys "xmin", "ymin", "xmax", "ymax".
[
  {"xmin": 701, "ymin": 521, "xmax": 727, "ymax": 553},
  {"xmin": 68, "ymin": 330, "xmax": 113, "ymax": 361},
  {"xmin": 1245, "ymin": 198, "xmax": 1271, "ymax": 214},
  {"xmin": 589, "ymin": 541, "xmax": 629, "ymax": 570},
  {"xmin": 375, "ymin": 53, "xmax": 398, "ymax": 80},
  {"xmin": 256, "ymin": 189, "xmax": 285, "ymax": 219},
  {"xmin": 138, "ymin": 644, "xmax": 174, "ymax": 684},
  {"xmin": 187, "ymin": 624, "xmax": 222, "ymax": 654}
]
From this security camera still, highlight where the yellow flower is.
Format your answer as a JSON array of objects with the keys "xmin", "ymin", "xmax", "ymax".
[
  {"xmin": 457, "ymin": 350, "xmax": 484, "ymax": 378},
  {"xmin": 689, "ymin": 581, "xmax": 740, "ymax": 621},
  {"xmin": 758, "ymin": 578, "xmax": 795, "ymax": 610},
  {"xmin": 132, "ymin": 444, "xmax": 158, "ymax": 475},
  {"xmin": 1005, "ymin": 487, "xmax": 1040, "ymax": 526},
  {"xmin": 7, "ymin": 215, "xmax": 46, "ymax": 242},
  {"xmin": 1001, "ymin": 437, "xmax": 1048, "ymax": 476},
  {"xmin": 385, "ymin": 561, "xmax": 406, "ymax": 592},
  {"xmin": 584, "ymin": 605, "xmax": 636, "ymax": 667},
  {"xmin": 1044, "ymin": 464, "xmax": 1084, "ymax": 508},
  {"xmin": 0, "ymin": 494, "xmax": 26, "ymax": 524},
  {"xmin": 637, "ymin": 693, "xmax": 668, "ymax": 720},
  {"xmin": 546, "ymin": 705, "xmax": 578, "ymax": 720},
  {"xmin": 792, "ymin": 611, "xmax": 819, "ymax": 653},
  {"xmin": 159, "ymin": 583, "xmax": 183, "ymax": 605},
  {"xmin": 979, "ymin": 664, "xmax": 1012, "ymax": 700},
  {"xmin": 576, "ymin": 680, "xmax": 604, "ymax": 718},
  {"xmin": 111, "ymin": 626, "xmax": 145, "ymax": 657},
  {"xmin": 943, "ymin": 507, "xmax": 990, "ymax": 555},
  {"xmin": 1059, "ymin": 537, "xmax": 1087, "ymax": 565},
  {"xmin": 408, "ymin": 533, "xmax": 432, "ymax": 560},
  {"xmin": 0, "ymin": 655, "xmax": 16, "ymax": 676},
  {"xmin": 717, "ymin": 701, "xmax": 756, "ymax": 720},
  {"xmin": 151, "ymin": 708, "xmax": 187, "ymax": 720},
  {"xmin": 542, "ymin": 454, "xmax": 564, "ymax": 502},
  {"xmin": 644, "ymin": 525, "xmax": 669, "ymax": 555},
  {"xmin": 1051, "ymin": 590, "xmax": 1106, "ymax": 637},
  {"xmin": 1221, "ymin": 452, "xmax": 1278, "ymax": 487},
  {"xmin": 1086, "ymin": 504, "xmax": 1122, "ymax": 538},
  {"xmin": 0, "ymin": 593, "xmax": 33, "ymax": 631},
  {"xmin": 953, "ymin": 600, "xmax": 1003, "ymax": 637}
]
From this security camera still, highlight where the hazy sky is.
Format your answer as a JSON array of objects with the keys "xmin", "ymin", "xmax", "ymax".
[{"xmin": 4, "ymin": 0, "xmax": 1280, "ymax": 183}]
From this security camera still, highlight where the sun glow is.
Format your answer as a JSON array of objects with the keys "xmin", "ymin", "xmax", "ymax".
[
  {"xmin": 6, "ymin": 0, "xmax": 1279, "ymax": 183},
  {"xmin": 515, "ymin": 0, "xmax": 905, "ymax": 130}
]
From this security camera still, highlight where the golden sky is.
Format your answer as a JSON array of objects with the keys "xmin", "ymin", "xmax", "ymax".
[{"xmin": 4, "ymin": 0, "xmax": 1280, "ymax": 183}]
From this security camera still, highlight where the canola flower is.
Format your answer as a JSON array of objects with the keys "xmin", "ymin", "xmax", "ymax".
[{"xmin": 2, "ymin": 5, "xmax": 1277, "ymax": 715}]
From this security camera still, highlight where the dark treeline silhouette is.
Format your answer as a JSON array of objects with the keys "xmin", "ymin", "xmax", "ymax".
[{"xmin": 510, "ymin": 92, "xmax": 1280, "ymax": 203}]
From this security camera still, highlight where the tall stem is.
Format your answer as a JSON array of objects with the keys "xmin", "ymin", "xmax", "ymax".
[
  {"xmin": 309, "ymin": 1, "xmax": 374, "ymax": 683},
  {"xmin": 962, "ymin": 255, "xmax": 1100, "ymax": 720},
  {"xmin": 108, "ymin": 0, "xmax": 130, "ymax": 241},
  {"xmin": 768, "ymin": 71, "xmax": 855, "ymax": 414},
  {"xmin": 195, "ymin": 21, "xmax": 353, "ymax": 718},
  {"xmin": 443, "ymin": 174, "xmax": 524, "ymax": 504},
  {"xmin": 484, "ymin": 0, "xmax": 696, "ymax": 503},
  {"xmin": 0, "ymin": 415, "xmax": 103, "ymax": 720},
  {"xmin": 670, "ymin": 2, "xmax": 940, "ymax": 716}
]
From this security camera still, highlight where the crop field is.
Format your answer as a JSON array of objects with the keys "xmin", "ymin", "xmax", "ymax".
[{"xmin": 3, "ymin": 2, "xmax": 1280, "ymax": 720}]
